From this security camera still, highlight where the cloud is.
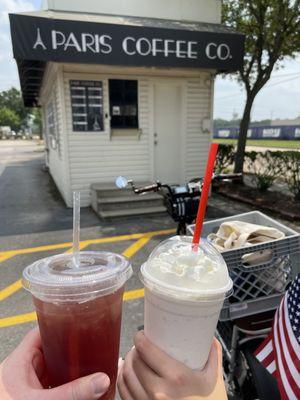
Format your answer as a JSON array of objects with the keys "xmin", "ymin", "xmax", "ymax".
[
  {"xmin": 214, "ymin": 57, "xmax": 300, "ymax": 120},
  {"xmin": 0, "ymin": 0, "xmax": 34, "ymax": 25},
  {"xmin": 0, "ymin": 0, "xmax": 37, "ymax": 90},
  {"xmin": 0, "ymin": 0, "xmax": 299, "ymax": 120}
]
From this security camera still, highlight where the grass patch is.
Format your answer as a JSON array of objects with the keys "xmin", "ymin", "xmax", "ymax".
[{"xmin": 213, "ymin": 139, "xmax": 300, "ymax": 149}]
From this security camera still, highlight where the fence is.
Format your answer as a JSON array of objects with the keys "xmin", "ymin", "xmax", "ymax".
[{"xmin": 214, "ymin": 125, "xmax": 300, "ymax": 140}]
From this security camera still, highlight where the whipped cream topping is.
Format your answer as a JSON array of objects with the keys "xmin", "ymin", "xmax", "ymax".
[{"xmin": 141, "ymin": 236, "xmax": 231, "ymax": 296}]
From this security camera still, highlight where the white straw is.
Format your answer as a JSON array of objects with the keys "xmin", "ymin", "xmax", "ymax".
[{"xmin": 72, "ymin": 191, "xmax": 80, "ymax": 267}]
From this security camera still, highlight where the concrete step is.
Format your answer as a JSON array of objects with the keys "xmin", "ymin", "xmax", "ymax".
[
  {"xmin": 98, "ymin": 198, "xmax": 164, "ymax": 212},
  {"xmin": 91, "ymin": 181, "xmax": 166, "ymax": 218},
  {"xmin": 98, "ymin": 193, "xmax": 162, "ymax": 204},
  {"xmin": 98, "ymin": 206, "xmax": 167, "ymax": 219},
  {"xmin": 91, "ymin": 182, "xmax": 153, "ymax": 198},
  {"xmin": 97, "ymin": 193, "xmax": 164, "ymax": 212}
]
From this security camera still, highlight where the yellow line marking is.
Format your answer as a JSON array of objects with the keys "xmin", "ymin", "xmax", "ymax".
[
  {"xmin": 122, "ymin": 237, "xmax": 151, "ymax": 258},
  {"xmin": 0, "ymin": 288, "xmax": 145, "ymax": 328},
  {"xmin": 0, "ymin": 254, "xmax": 15, "ymax": 263},
  {"xmin": 0, "ymin": 229, "xmax": 175, "ymax": 259},
  {"xmin": 0, "ymin": 243, "xmax": 92, "ymax": 302},
  {"xmin": 123, "ymin": 288, "xmax": 145, "ymax": 301},
  {"xmin": 0, "ymin": 312, "xmax": 37, "ymax": 328},
  {"xmin": 0, "ymin": 279, "xmax": 22, "ymax": 301},
  {"xmin": 65, "ymin": 242, "xmax": 90, "ymax": 254},
  {"xmin": 0, "ymin": 228, "xmax": 161, "ymax": 327},
  {"xmin": 0, "ymin": 231, "xmax": 155, "ymax": 302}
]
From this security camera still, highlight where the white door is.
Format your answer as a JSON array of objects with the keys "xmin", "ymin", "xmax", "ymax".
[{"xmin": 153, "ymin": 83, "xmax": 182, "ymax": 184}]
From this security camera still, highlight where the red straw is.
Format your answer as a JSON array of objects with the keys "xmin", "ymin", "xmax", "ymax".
[{"xmin": 192, "ymin": 143, "xmax": 219, "ymax": 247}]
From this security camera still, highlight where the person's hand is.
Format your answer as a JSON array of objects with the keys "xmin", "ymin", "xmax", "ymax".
[
  {"xmin": 0, "ymin": 327, "xmax": 110, "ymax": 400},
  {"xmin": 118, "ymin": 331, "xmax": 227, "ymax": 400}
]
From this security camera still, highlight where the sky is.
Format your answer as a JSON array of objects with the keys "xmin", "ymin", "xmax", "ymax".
[{"xmin": 0, "ymin": 0, "xmax": 300, "ymax": 121}]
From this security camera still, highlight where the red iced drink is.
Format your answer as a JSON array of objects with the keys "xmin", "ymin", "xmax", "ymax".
[
  {"xmin": 34, "ymin": 288, "xmax": 123, "ymax": 399},
  {"xmin": 23, "ymin": 252, "xmax": 132, "ymax": 400}
]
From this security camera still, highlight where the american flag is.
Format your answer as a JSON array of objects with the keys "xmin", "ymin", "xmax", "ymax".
[{"xmin": 254, "ymin": 274, "xmax": 300, "ymax": 400}]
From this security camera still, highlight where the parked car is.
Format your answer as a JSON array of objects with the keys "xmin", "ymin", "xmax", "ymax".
[{"xmin": 0, "ymin": 126, "xmax": 11, "ymax": 139}]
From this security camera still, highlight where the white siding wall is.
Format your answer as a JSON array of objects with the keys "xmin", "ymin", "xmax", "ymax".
[
  {"xmin": 41, "ymin": 68, "xmax": 69, "ymax": 204},
  {"xmin": 185, "ymin": 75, "xmax": 212, "ymax": 180},
  {"xmin": 59, "ymin": 68, "xmax": 213, "ymax": 207},
  {"xmin": 64, "ymin": 73, "xmax": 151, "ymax": 206},
  {"xmin": 43, "ymin": 0, "xmax": 221, "ymax": 24}
]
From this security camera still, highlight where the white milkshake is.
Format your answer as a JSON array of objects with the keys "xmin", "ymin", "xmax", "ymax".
[{"xmin": 140, "ymin": 236, "xmax": 232, "ymax": 370}]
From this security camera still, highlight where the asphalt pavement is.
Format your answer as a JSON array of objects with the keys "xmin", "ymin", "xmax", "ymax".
[
  {"xmin": 0, "ymin": 142, "xmax": 176, "ymax": 361},
  {"xmin": 0, "ymin": 140, "xmax": 299, "ymax": 398},
  {"xmin": 0, "ymin": 140, "xmax": 237, "ymax": 361}
]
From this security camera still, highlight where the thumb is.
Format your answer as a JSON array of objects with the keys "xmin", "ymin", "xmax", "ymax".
[{"xmin": 42, "ymin": 373, "xmax": 110, "ymax": 400}]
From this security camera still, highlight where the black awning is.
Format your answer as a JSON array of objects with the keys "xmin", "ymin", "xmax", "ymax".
[
  {"xmin": 16, "ymin": 59, "xmax": 45, "ymax": 107},
  {"xmin": 9, "ymin": 12, "xmax": 245, "ymax": 107}
]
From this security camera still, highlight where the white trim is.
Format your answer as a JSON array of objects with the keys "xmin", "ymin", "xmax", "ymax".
[
  {"xmin": 210, "ymin": 72, "xmax": 216, "ymax": 139},
  {"xmin": 57, "ymin": 65, "xmax": 72, "ymax": 206},
  {"xmin": 62, "ymin": 63, "xmax": 215, "ymax": 78},
  {"xmin": 149, "ymin": 82, "xmax": 154, "ymax": 180},
  {"xmin": 181, "ymin": 78, "xmax": 187, "ymax": 182},
  {"xmin": 39, "ymin": 63, "xmax": 58, "ymax": 104}
]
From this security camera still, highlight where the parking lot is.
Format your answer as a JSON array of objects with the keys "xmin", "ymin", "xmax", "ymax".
[
  {"xmin": 0, "ymin": 140, "xmax": 179, "ymax": 361},
  {"xmin": 0, "ymin": 225, "xmax": 176, "ymax": 361},
  {"xmin": 1, "ymin": 140, "xmax": 299, "ymax": 364}
]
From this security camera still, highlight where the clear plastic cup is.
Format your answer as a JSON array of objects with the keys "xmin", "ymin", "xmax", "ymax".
[
  {"xmin": 140, "ymin": 236, "xmax": 232, "ymax": 370},
  {"xmin": 23, "ymin": 251, "xmax": 132, "ymax": 400}
]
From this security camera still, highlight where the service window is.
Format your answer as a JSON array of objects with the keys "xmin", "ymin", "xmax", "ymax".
[
  {"xmin": 109, "ymin": 80, "xmax": 138, "ymax": 129},
  {"xmin": 70, "ymin": 80, "xmax": 104, "ymax": 132}
]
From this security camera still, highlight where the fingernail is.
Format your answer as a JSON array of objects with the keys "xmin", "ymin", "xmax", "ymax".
[
  {"xmin": 32, "ymin": 354, "xmax": 40, "ymax": 371},
  {"xmin": 91, "ymin": 374, "xmax": 110, "ymax": 396}
]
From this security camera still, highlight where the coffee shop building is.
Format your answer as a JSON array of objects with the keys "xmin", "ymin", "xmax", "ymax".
[{"xmin": 10, "ymin": 0, "xmax": 244, "ymax": 209}]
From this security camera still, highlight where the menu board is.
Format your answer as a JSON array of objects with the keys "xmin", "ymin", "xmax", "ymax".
[{"xmin": 70, "ymin": 80, "xmax": 104, "ymax": 132}]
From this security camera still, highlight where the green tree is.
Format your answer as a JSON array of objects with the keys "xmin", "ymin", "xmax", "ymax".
[
  {"xmin": 31, "ymin": 108, "xmax": 43, "ymax": 138},
  {"xmin": 0, "ymin": 107, "xmax": 21, "ymax": 131},
  {"xmin": 0, "ymin": 87, "xmax": 28, "ymax": 122},
  {"xmin": 222, "ymin": 0, "xmax": 300, "ymax": 173}
]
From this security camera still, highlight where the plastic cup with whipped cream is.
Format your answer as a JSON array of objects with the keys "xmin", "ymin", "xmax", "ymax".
[{"xmin": 140, "ymin": 236, "xmax": 232, "ymax": 370}]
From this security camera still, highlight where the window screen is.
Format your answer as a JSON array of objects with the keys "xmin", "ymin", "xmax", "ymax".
[
  {"xmin": 46, "ymin": 101, "xmax": 56, "ymax": 138},
  {"xmin": 45, "ymin": 99, "xmax": 60, "ymax": 154},
  {"xmin": 109, "ymin": 80, "xmax": 138, "ymax": 129},
  {"xmin": 70, "ymin": 80, "xmax": 104, "ymax": 132}
]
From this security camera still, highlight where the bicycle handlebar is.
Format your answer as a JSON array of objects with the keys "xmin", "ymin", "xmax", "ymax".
[
  {"xmin": 130, "ymin": 173, "xmax": 242, "ymax": 195},
  {"xmin": 133, "ymin": 183, "xmax": 161, "ymax": 194}
]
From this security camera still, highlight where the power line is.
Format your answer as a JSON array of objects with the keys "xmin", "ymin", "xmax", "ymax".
[{"xmin": 215, "ymin": 74, "xmax": 300, "ymax": 100}]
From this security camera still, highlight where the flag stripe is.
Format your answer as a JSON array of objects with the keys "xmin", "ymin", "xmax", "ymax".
[
  {"xmin": 263, "ymin": 351, "xmax": 275, "ymax": 373},
  {"xmin": 255, "ymin": 336, "xmax": 272, "ymax": 361},
  {"xmin": 281, "ymin": 298, "xmax": 300, "ymax": 386},
  {"xmin": 273, "ymin": 304, "xmax": 297, "ymax": 400},
  {"xmin": 273, "ymin": 310, "xmax": 290, "ymax": 400},
  {"xmin": 255, "ymin": 274, "xmax": 300, "ymax": 400},
  {"xmin": 268, "ymin": 360, "xmax": 276, "ymax": 374},
  {"xmin": 283, "ymin": 295, "xmax": 300, "ymax": 356},
  {"xmin": 278, "ymin": 300, "xmax": 300, "ymax": 392}
]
